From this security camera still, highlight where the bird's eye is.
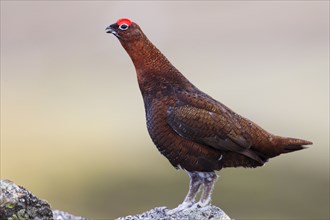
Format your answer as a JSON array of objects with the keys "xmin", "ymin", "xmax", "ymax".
[{"xmin": 119, "ymin": 23, "xmax": 129, "ymax": 31}]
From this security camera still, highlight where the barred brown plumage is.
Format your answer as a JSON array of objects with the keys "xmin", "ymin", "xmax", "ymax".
[{"xmin": 106, "ymin": 18, "xmax": 312, "ymax": 213}]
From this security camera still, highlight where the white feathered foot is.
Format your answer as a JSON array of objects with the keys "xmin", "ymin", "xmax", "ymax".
[{"xmin": 166, "ymin": 171, "xmax": 218, "ymax": 215}]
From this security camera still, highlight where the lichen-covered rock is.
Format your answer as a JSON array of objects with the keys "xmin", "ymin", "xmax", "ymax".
[
  {"xmin": 116, "ymin": 205, "xmax": 231, "ymax": 220},
  {"xmin": 0, "ymin": 179, "xmax": 53, "ymax": 220}
]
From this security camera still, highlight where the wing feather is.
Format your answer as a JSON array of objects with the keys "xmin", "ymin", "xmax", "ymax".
[{"xmin": 167, "ymin": 103, "xmax": 264, "ymax": 164}]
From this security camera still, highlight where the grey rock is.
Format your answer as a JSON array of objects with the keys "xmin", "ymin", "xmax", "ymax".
[
  {"xmin": 0, "ymin": 179, "xmax": 88, "ymax": 220},
  {"xmin": 52, "ymin": 210, "xmax": 89, "ymax": 220},
  {"xmin": 116, "ymin": 205, "xmax": 231, "ymax": 220},
  {"xmin": 0, "ymin": 179, "xmax": 53, "ymax": 220}
]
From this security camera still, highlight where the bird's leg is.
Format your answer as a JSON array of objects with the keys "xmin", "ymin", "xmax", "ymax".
[
  {"xmin": 166, "ymin": 171, "xmax": 203, "ymax": 214},
  {"xmin": 182, "ymin": 171, "xmax": 203, "ymax": 205},
  {"xmin": 193, "ymin": 171, "xmax": 218, "ymax": 208}
]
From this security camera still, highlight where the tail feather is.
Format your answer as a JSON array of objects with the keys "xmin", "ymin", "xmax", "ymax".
[
  {"xmin": 282, "ymin": 144, "xmax": 306, "ymax": 153},
  {"xmin": 278, "ymin": 137, "xmax": 313, "ymax": 154}
]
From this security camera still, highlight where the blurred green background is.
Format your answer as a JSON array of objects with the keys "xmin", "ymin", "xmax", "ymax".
[{"xmin": 1, "ymin": 1, "xmax": 329, "ymax": 219}]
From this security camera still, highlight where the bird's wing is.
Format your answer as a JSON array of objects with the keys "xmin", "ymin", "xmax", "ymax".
[{"xmin": 167, "ymin": 104, "xmax": 264, "ymax": 163}]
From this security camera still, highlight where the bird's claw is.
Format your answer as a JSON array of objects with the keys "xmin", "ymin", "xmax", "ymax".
[
  {"xmin": 166, "ymin": 200, "xmax": 211, "ymax": 215},
  {"xmin": 189, "ymin": 200, "xmax": 210, "ymax": 209},
  {"xmin": 166, "ymin": 201, "xmax": 194, "ymax": 215}
]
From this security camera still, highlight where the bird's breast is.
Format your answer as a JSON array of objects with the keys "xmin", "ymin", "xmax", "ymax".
[{"xmin": 143, "ymin": 96, "xmax": 226, "ymax": 171}]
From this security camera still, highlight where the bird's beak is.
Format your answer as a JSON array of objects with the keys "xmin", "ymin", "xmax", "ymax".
[
  {"xmin": 105, "ymin": 25, "xmax": 115, "ymax": 34},
  {"xmin": 105, "ymin": 24, "xmax": 120, "ymax": 38}
]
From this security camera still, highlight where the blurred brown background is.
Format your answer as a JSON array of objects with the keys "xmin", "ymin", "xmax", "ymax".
[{"xmin": 1, "ymin": 1, "xmax": 329, "ymax": 219}]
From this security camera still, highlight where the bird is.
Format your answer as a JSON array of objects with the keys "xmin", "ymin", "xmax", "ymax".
[{"xmin": 105, "ymin": 18, "xmax": 312, "ymax": 213}]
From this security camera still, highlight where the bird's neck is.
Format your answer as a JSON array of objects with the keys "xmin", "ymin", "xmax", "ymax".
[
  {"xmin": 121, "ymin": 36, "xmax": 190, "ymax": 95},
  {"xmin": 120, "ymin": 35, "xmax": 181, "ymax": 81}
]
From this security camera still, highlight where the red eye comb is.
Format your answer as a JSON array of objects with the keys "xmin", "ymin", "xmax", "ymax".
[{"xmin": 117, "ymin": 18, "xmax": 132, "ymax": 26}]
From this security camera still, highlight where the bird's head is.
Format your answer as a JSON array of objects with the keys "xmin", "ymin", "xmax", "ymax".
[{"xmin": 105, "ymin": 18, "xmax": 143, "ymax": 42}]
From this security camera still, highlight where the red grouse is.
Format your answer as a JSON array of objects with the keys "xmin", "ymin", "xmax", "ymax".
[{"xmin": 105, "ymin": 18, "xmax": 312, "ymax": 212}]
